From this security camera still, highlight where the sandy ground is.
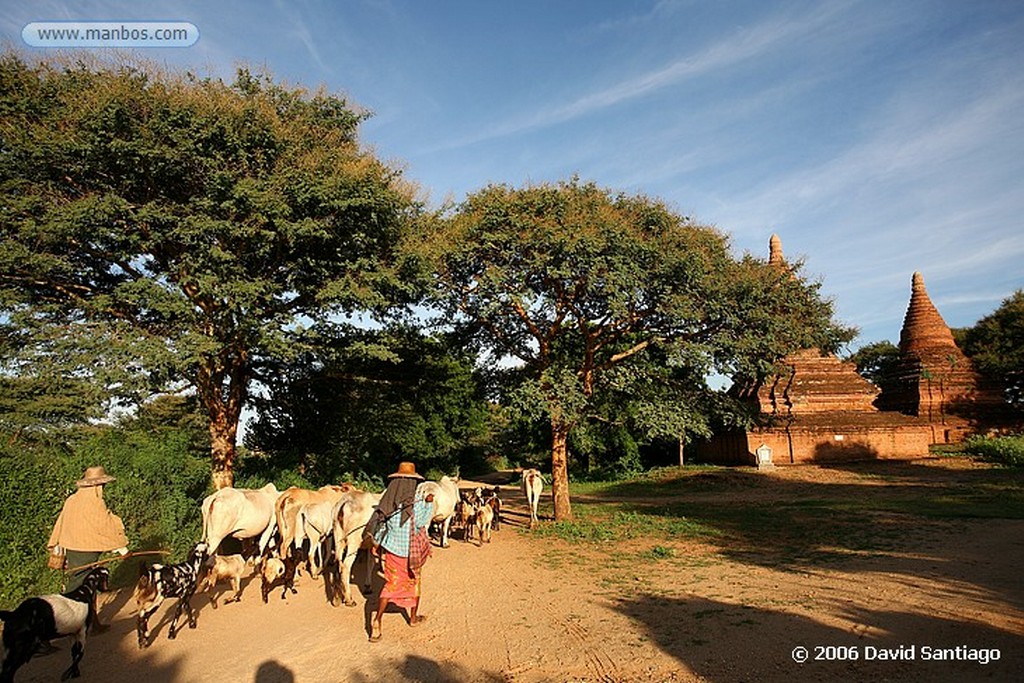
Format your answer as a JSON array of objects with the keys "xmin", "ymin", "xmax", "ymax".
[{"xmin": 12, "ymin": 461, "xmax": 1024, "ymax": 683}]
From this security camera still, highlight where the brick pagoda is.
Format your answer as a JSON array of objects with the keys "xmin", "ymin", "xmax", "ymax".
[
  {"xmin": 876, "ymin": 272, "xmax": 1008, "ymax": 442},
  {"xmin": 698, "ymin": 236, "xmax": 934, "ymax": 465}
]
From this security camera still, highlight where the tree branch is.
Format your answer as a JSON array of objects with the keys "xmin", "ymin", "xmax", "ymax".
[{"xmin": 603, "ymin": 337, "xmax": 658, "ymax": 368}]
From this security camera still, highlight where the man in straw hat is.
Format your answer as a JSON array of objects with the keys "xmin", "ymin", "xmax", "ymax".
[
  {"xmin": 368, "ymin": 461, "xmax": 434, "ymax": 642},
  {"xmin": 48, "ymin": 465, "xmax": 128, "ymax": 592}
]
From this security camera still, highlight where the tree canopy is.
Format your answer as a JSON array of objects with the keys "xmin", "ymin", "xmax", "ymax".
[
  {"xmin": 955, "ymin": 289, "xmax": 1024, "ymax": 409},
  {"xmin": 417, "ymin": 179, "xmax": 848, "ymax": 519},
  {"xmin": 0, "ymin": 54, "xmax": 420, "ymax": 486},
  {"xmin": 245, "ymin": 324, "xmax": 491, "ymax": 483},
  {"xmin": 846, "ymin": 340, "xmax": 902, "ymax": 396}
]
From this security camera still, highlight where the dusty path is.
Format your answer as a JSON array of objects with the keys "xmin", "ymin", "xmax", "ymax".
[{"xmin": 14, "ymin": 464, "xmax": 1024, "ymax": 682}]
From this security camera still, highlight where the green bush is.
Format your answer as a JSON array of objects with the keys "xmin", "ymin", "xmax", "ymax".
[
  {"xmin": 0, "ymin": 423, "xmax": 211, "ymax": 605},
  {"xmin": 963, "ymin": 435, "xmax": 1024, "ymax": 467},
  {"xmin": 0, "ymin": 447, "xmax": 69, "ymax": 602}
]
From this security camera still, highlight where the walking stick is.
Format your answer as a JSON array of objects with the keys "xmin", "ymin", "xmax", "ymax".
[{"xmin": 66, "ymin": 549, "xmax": 170, "ymax": 574}]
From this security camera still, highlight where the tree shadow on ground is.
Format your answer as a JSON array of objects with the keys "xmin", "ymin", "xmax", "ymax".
[
  {"xmin": 578, "ymin": 461, "xmax": 1024, "ymax": 611},
  {"xmin": 359, "ymin": 655, "xmax": 505, "ymax": 683},
  {"xmin": 614, "ymin": 593, "xmax": 1024, "ymax": 683}
]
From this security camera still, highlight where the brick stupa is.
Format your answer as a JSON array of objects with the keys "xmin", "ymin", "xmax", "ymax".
[
  {"xmin": 698, "ymin": 236, "xmax": 933, "ymax": 465},
  {"xmin": 877, "ymin": 272, "xmax": 1007, "ymax": 441}
]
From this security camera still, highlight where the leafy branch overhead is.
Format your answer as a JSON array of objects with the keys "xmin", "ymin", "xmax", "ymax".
[{"xmin": 0, "ymin": 54, "xmax": 420, "ymax": 485}]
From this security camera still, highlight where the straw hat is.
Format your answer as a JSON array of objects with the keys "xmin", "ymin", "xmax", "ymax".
[
  {"xmin": 387, "ymin": 461, "xmax": 424, "ymax": 480},
  {"xmin": 76, "ymin": 465, "xmax": 116, "ymax": 488}
]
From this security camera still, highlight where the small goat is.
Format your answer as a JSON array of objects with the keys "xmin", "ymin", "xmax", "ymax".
[
  {"xmin": 0, "ymin": 566, "xmax": 109, "ymax": 682},
  {"xmin": 454, "ymin": 498, "xmax": 475, "ymax": 541},
  {"xmin": 481, "ymin": 487, "xmax": 503, "ymax": 531},
  {"xmin": 260, "ymin": 555, "xmax": 298, "ymax": 603},
  {"xmin": 196, "ymin": 554, "xmax": 246, "ymax": 608},
  {"xmin": 134, "ymin": 542, "xmax": 208, "ymax": 648},
  {"xmin": 474, "ymin": 502, "xmax": 494, "ymax": 546}
]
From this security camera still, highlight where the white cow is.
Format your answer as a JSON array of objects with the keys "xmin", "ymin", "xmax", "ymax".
[
  {"xmin": 201, "ymin": 484, "xmax": 280, "ymax": 558},
  {"xmin": 521, "ymin": 469, "xmax": 543, "ymax": 528},
  {"xmin": 417, "ymin": 476, "xmax": 459, "ymax": 548},
  {"xmin": 330, "ymin": 488, "xmax": 382, "ymax": 607},
  {"xmin": 296, "ymin": 498, "xmax": 343, "ymax": 578}
]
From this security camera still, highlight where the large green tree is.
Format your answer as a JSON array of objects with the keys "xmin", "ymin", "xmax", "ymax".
[
  {"xmin": 955, "ymin": 290, "xmax": 1024, "ymax": 409},
  {"xmin": 0, "ymin": 54, "xmax": 419, "ymax": 487},
  {"xmin": 420, "ymin": 179, "xmax": 847, "ymax": 520}
]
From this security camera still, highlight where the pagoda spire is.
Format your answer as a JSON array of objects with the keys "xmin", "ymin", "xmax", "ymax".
[
  {"xmin": 898, "ymin": 272, "xmax": 957, "ymax": 353},
  {"xmin": 769, "ymin": 233, "xmax": 784, "ymax": 267}
]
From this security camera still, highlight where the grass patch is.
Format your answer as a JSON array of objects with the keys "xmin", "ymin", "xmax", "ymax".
[
  {"xmin": 532, "ymin": 462, "xmax": 1024, "ymax": 574},
  {"xmin": 532, "ymin": 516, "xmax": 619, "ymax": 543},
  {"xmin": 962, "ymin": 435, "xmax": 1024, "ymax": 467},
  {"xmin": 531, "ymin": 506, "xmax": 723, "ymax": 545},
  {"xmin": 876, "ymin": 491, "xmax": 1024, "ymax": 519},
  {"xmin": 571, "ymin": 466, "xmax": 755, "ymax": 498},
  {"xmin": 641, "ymin": 545, "xmax": 677, "ymax": 560}
]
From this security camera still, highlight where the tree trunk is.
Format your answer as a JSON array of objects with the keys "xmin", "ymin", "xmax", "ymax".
[
  {"xmin": 197, "ymin": 350, "xmax": 248, "ymax": 490},
  {"xmin": 678, "ymin": 433, "xmax": 685, "ymax": 467},
  {"xmin": 209, "ymin": 414, "xmax": 237, "ymax": 490},
  {"xmin": 550, "ymin": 416, "xmax": 573, "ymax": 521}
]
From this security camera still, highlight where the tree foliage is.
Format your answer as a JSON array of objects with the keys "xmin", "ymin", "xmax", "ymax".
[
  {"xmin": 955, "ymin": 290, "xmax": 1024, "ymax": 409},
  {"xmin": 418, "ymin": 179, "xmax": 848, "ymax": 519},
  {"xmin": 846, "ymin": 340, "xmax": 902, "ymax": 395},
  {"xmin": 245, "ymin": 325, "xmax": 490, "ymax": 483},
  {"xmin": 0, "ymin": 54, "xmax": 419, "ymax": 486}
]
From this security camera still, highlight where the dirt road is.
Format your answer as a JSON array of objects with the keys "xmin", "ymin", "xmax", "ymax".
[{"xmin": 14, "ymin": 464, "xmax": 1024, "ymax": 682}]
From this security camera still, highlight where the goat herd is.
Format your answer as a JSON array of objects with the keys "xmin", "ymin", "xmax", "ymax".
[{"xmin": 0, "ymin": 469, "xmax": 546, "ymax": 682}]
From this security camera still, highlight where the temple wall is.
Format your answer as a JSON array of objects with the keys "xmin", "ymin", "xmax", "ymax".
[{"xmin": 696, "ymin": 424, "xmax": 933, "ymax": 466}]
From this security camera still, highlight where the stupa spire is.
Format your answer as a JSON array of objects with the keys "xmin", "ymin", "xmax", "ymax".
[
  {"xmin": 898, "ymin": 271, "xmax": 957, "ymax": 353},
  {"xmin": 769, "ymin": 233, "xmax": 784, "ymax": 267}
]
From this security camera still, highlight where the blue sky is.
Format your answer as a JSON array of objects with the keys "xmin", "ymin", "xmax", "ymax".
[{"xmin": 4, "ymin": 0, "xmax": 1023, "ymax": 351}]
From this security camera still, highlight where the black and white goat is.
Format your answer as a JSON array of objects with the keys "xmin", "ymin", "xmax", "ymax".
[
  {"xmin": 133, "ymin": 542, "xmax": 208, "ymax": 648},
  {"xmin": 0, "ymin": 566, "xmax": 109, "ymax": 682}
]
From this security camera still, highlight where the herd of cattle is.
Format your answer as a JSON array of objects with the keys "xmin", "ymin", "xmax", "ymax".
[{"xmin": 0, "ymin": 469, "xmax": 546, "ymax": 682}]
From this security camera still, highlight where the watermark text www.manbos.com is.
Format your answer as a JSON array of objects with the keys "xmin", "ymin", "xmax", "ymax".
[
  {"xmin": 23, "ymin": 21, "xmax": 199, "ymax": 48},
  {"xmin": 791, "ymin": 644, "xmax": 1002, "ymax": 665}
]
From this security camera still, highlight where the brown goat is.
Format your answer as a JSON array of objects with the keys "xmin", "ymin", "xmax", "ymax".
[
  {"xmin": 260, "ymin": 555, "xmax": 298, "ymax": 603},
  {"xmin": 197, "ymin": 554, "xmax": 246, "ymax": 608}
]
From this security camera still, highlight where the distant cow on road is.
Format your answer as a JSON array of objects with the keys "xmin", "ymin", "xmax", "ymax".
[{"xmin": 521, "ymin": 469, "xmax": 543, "ymax": 529}]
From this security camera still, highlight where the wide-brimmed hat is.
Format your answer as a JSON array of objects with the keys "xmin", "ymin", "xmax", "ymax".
[
  {"xmin": 76, "ymin": 465, "xmax": 115, "ymax": 488},
  {"xmin": 387, "ymin": 461, "xmax": 424, "ymax": 480}
]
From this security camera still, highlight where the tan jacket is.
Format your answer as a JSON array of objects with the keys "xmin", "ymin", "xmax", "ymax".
[{"xmin": 48, "ymin": 486, "xmax": 128, "ymax": 553}]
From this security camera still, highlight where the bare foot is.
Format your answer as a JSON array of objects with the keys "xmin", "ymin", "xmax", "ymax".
[{"xmin": 409, "ymin": 615, "xmax": 428, "ymax": 627}]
